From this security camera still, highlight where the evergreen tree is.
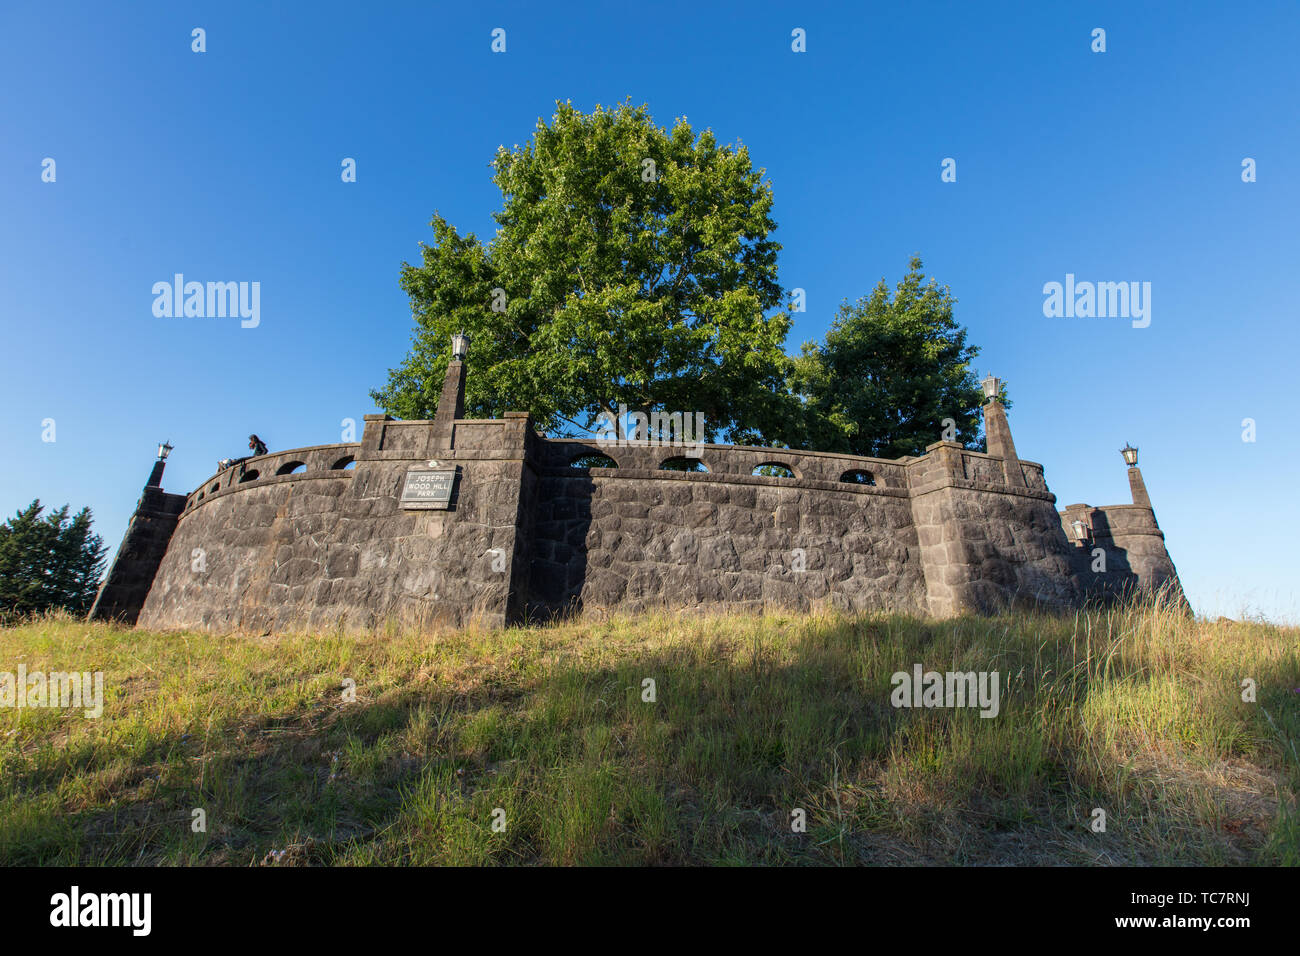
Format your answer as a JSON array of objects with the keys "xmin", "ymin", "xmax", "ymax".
[
  {"xmin": 0, "ymin": 500, "xmax": 107, "ymax": 619},
  {"xmin": 781, "ymin": 256, "xmax": 1003, "ymax": 459}
]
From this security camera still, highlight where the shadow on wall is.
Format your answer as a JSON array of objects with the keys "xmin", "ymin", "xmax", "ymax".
[
  {"xmin": 526, "ymin": 474, "xmax": 595, "ymax": 621},
  {"xmin": 1068, "ymin": 510, "xmax": 1142, "ymax": 603}
]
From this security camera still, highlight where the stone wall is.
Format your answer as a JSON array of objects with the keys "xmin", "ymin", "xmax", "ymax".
[
  {"xmin": 101, "ymin": 387, "xmax": 1183, "ymax": 632},
  {"xmin": 526, "ymin": 456, "xmax": 928, "ymax": 618}
]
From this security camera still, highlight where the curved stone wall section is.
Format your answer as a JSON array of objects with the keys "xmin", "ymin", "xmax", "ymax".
[{"xmin": 137, "ymin": 440, "xmax": 529, "ymax": 632}]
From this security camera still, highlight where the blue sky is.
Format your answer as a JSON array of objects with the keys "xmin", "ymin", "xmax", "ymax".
[{"xmin": 2, "ymin": 1, "xmax": 1296, "ymax": 620}]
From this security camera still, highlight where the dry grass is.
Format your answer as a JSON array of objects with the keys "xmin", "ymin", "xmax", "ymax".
[{"xmin": 0, "ymin": 595, "xmax": 1296, "ymax": 865}]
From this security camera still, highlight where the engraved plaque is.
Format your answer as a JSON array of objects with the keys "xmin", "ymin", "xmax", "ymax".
[{"xmin": 400, "ymin": 467, "xmax": 458, "ymax": 510}]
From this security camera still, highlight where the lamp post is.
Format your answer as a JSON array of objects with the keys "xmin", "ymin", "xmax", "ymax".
[
  {"xmin": 1120, "ymin": 443, "xmax": 1138, "ymax": 467},
  {"xmin": 432, "ymin": 334, "xmax": 471, "ymax": 450},
  {"xmin": 981, "ymin": 374, "xmax": 1001, "ymax": 404},
  {"xmin": 146, "ymin": 440, "xmax": 174, "ymax": 488}
]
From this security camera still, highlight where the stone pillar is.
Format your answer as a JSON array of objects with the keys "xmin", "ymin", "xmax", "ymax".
[
  {"xmin": 89, "ymin": 476, "xmax": 187, "ymax": 626},
  {"xmin": 1127, "ymin": 466, "xmax": 1152, "ymax": 508},
  {"xmin": 982, "ymin": 399, "xmax": 1017, "ymax": 460},
  {"xmin": 910, "ymin": 442, "xmax": 978, "ymax": 617},
  {"xmin": 360, "ymin": 413, "xmax": 393, "ymax": 457},
  {"xmin": 982, "ymin": 398, "xmax": 1026, "ymax": 488},
  {"xmin": 429, "ymin": 359, "xmax": 466, "ymax": 453},
  {"xmin": 910, "ymin": 432, "xmax": 1083, "ymax": 617},
  {"xmin": 501, "ymin": 412, "xmax": 539, "ymax": 625}
]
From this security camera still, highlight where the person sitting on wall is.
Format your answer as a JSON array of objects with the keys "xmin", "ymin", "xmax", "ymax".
[{"xmin": 216, "ymin": 435, "xmax": 269, "ymax": 473}]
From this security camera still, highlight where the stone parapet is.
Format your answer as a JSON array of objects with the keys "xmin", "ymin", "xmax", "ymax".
[{"xmin": 109, "ymin": 405, "xmax": 1183, "ymax": 630}]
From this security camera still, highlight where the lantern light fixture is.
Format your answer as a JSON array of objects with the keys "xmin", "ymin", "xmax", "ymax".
[
  {"xmin": 157, "ymin": 440, "xmax": 174, "ymax": 461},
  {"xmin": 1120, "ymin": 443, "xmax": 1139, "ymax": 467},
  {"xmin": 451, "ymin": 332, "xmax": 471, "ymax": 361}
]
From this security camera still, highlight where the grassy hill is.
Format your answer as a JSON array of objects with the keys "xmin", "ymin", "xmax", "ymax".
[{"xmin": 1, "ymin": 600, "xmax": 1297, "ymax": 865}]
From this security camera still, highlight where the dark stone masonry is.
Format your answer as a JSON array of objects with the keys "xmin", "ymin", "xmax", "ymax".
[{"xmin": 90, "ymin": 360, "xmax": 1185, "ymax": 631}]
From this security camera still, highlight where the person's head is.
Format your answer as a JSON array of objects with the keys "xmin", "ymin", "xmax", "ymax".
[{"xmin": 248, "ymin": 434, "xmax": 261, "ymax": 449}]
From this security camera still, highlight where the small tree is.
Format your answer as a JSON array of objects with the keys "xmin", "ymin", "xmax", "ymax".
[
  {"xmin": 0, "ymin": 500, "xmax": 107, "ymax": 619},
  {"xmin": 781, "ymin": 256, "xmax": 999, "ymax": 459}
]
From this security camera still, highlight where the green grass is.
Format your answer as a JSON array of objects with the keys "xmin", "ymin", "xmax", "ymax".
[{"xmin": 1, "ymin": 597, "xmax": 1297, "ymax": 865}]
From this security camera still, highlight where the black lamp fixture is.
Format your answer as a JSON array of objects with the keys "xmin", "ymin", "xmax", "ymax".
[
  {"xmin": 157, "ymin": 440, "xmax": 174, "ymax": 461},
  {"xmin": 980, "ymin": 374, "xmax": 1001, "ymax": 403},
  {"xmin": 451, "ymin": 332, "xmax": 471, "ymax": 361},
  {"xmin": 1120, "ymin": 443, "xmax": 1138, "ymax": 467}
]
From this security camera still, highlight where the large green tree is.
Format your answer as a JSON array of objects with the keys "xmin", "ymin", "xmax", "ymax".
[
  {"xmin": 781, "ymin": 256, "xmax": 999, "ymax": 459},
  {"xmin": 0, "ymin": 500, "xmax": 107, "ymax": 620},
  {"xmin": 372, "ymin": 100, "xmax": 793, "ymax": 442}
]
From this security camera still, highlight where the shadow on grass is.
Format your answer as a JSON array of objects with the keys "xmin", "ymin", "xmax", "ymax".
[{"xmin": 1, "ymin": 607, "xmax": 1296, "ymax": 866}]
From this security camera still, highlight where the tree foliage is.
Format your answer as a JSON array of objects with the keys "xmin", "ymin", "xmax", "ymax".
[
  {"xmin": 374, "ymin": 104, "xmax": 1004, "ymax": 458},
  {"xmin": 372, "ymin": 100, "xmax": 793, "ymax": 442},
  {"xmin": 0, "ymin": 500, "xmax": 107, "ymax": 620},
  {"xmin": 781, "ymin": 256, "xmax": 1000, "ymax": 459}
]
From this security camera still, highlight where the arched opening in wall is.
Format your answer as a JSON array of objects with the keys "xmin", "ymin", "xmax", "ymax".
[
  {"xmin": 570, "ymin": 453, "xmax": 617, "ymax": 469},
  {"xmin": 660, "ymin": 457, "xmax": 708, "ymax": 473},
  {"xmin": 209, "ymin": 482, "xmax": 220, "ymax": 494},
  {"xmin": 752, "ymin": 462, "xmax": 795, "ymax": 479},
  {"xmin": 276, "ymin": 461, "xmax": 307, "ymax": 476},
  {"xmin": 840, "ymin": 469, "xmax": 876, "ymax": 486},
  {"xmin": 331, "ymin": 456, "xmax": 356, "ymax": 470},
  {"xmin": 239, "ymin": 470, "xmax": 260, "ymax": 483}
]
